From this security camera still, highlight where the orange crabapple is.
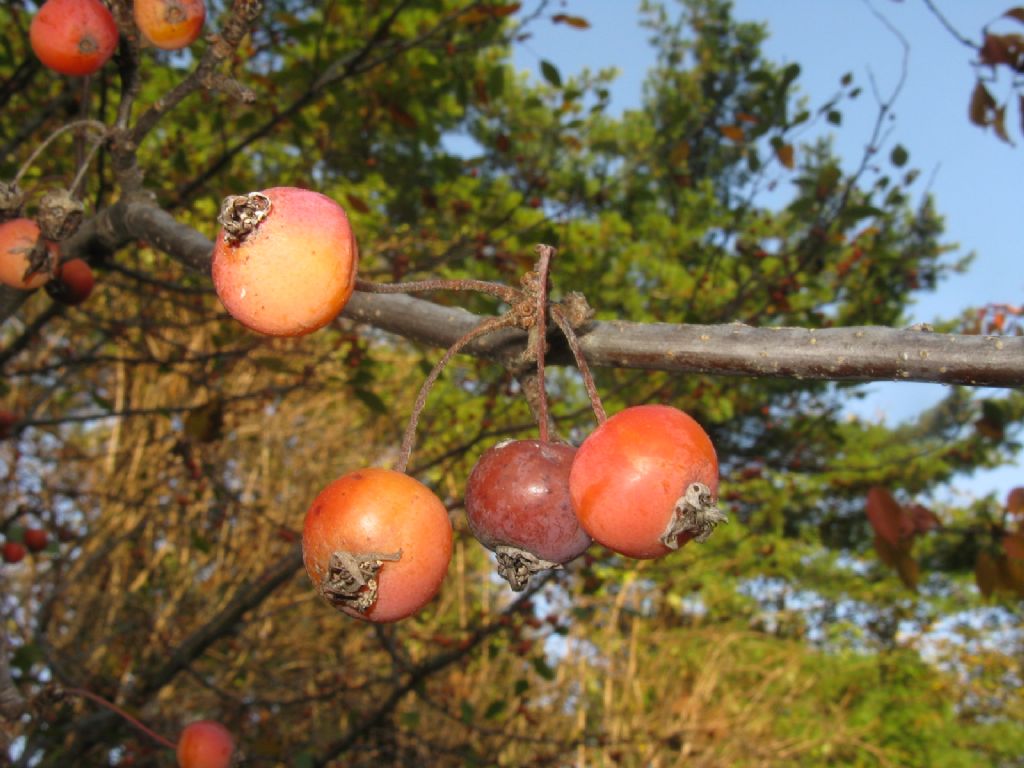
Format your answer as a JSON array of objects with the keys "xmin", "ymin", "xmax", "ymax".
[
  {"xmin": 569, "ymin": 404, "xmax": 724, "ymax": 560},
  {"xmin": 134, "ymin": 0, "xmax": 206, "ymax": 51},
  {"xmin": 0, "ymin": 218, "xmax": 57, "ymax": 290},
  {"xmin": 302, "ymin": 468, "xmax": 453, "ymax": 623},
  {"xmin": 176, "ymin": 720, "xmax": 234, "ymax": 768},
  {"xmin": 212, "ymin": 187, "xmax": 358, "ymax": 337}
]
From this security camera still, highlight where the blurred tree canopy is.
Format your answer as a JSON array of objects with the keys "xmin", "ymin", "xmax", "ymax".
[{"xmin": 1, "ymin": 0, "xmax": 1022, "ymax": 765}]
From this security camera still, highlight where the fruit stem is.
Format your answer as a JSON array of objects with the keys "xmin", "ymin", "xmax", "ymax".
[
  {"xmin": 551, "ymin": 305, "xmax": 607, "ymax": 424},
  {"xmin": 533, "ymin": 244, "xmax": 555, "ymax": 443},
  {"xmin": 395, "ymin": 314, "xmax": 518, "ymax": 473},
  {"xmin": 356, "ymin": 277, "xmax": 520, "ymax": 305},
  {"xmin": 61, "ymin": 687, "xmax": 177, "ymax": 751}
]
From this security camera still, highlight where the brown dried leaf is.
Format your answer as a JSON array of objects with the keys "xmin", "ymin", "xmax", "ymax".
[
  {"xmin": 1007, "ymin": 486, "xmax": 1024, "ymax": 515},
  {"xmin": 775, "ymin": 143, "xmax": 795, "ymax": 169},
  {"xmin": 976, "ymin": 551, "xmax": 998, "ymax": 598},
  {"xmin": 1006, "ymin": 7, "xmax": 1024, "ymax": 24},
  {"xmin": 969, "ymin": 80, "xmax": 997, "ymax": 126},
  {"xmin": 720, "ymin": 125, "xmax": 745, "ymax": 143},
  {"xmin": 873, "ymin": 535, "xmax": 900, "ymax": 569},
  {"xmin": 895, "ymin": 551, "xmax": 919, "ymax": 591},
  {"xmin": 866, "ymin": 487, "xmax": 909, "ymax": 547},
  {"xmin": 994, "ymin": 104, "xmax": 1014, "ymax": 144},
  {"xmin": 996, "ymin": 554, "xmax": 1024, "ymax": 595},
  {"xmin": 907, "ymin": 503, "xmax": 941, "ymax": 534},
  {"xmin": 1003, "ymin": 533, "xmax": 1024, "ymax": 560},
  {"xmin": 346, "ymin": 193, "xmax": 370, "ymax": 214},
  {"xmin": 551, "ymin": 13, "xmax": 590, "ymax": 29}
]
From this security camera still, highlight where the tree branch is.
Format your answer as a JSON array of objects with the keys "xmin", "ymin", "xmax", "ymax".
[{"xmin": 3, "ymin": 201, "xmax": 1021, "ymax": 388}]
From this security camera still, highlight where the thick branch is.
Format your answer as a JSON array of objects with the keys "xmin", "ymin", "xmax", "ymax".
[{"xmin": 2, "ymin": 201, "xmax": 1021, "ymax": 388}]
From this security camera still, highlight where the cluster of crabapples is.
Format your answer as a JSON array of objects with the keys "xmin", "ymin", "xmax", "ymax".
[
  {"xmin": 29, "ymin": 0, "xmax": 206, "ymax": 78},
  {"xmin": 2, "ymin": 2, "xmax": 211, "ymax": 310},
  {"xmin": 209, "ymin": 186, "xmax": 724, "ymax": 624},
  {"xmin": 2, "ymin": 526, "xmax": 50, "ymax": 565}
]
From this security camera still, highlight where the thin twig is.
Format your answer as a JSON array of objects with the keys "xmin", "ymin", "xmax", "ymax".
[
  {"xmin": 60, "ymin": 687, "xmax": 176, "ymax": 751},
  {"xmin": 395, "ymin": 314, "xmax": 518, "ymax": 473},
  {"xmin": 551, "ymin": 306, "xmax": 606, "ymax": 424},
  {"xmin": 533, "ymin": 244, "xmax": 555, "ymax": 442},
  {"xmin": 11, "ymin": 121, "xmax": 108, "ymax": 186}
]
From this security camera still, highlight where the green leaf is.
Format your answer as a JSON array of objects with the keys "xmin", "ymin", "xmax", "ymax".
[
  {"xmin": 484, "ymin": 700, "xmax": 507, "ymax": 719},
  {"xmin": 539, "ymin": 60, "xmax": 562, "ymax": 87},
  {"xmin": 890, "ymin": 144, "xmax": 909, "ymax": 167},
  {"xmin": 354, "ymin": 388, "xmax": 388, "ymax": 415},
  {"xmin": 532, "ymin": 656, "xmax": 555, "ymax": 680}
]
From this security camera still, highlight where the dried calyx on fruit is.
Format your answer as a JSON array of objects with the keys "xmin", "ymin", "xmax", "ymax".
[
  {"xmin": 37, "ymin": 189, "xmax": 85, "ymax": 241},
  {"xmin": 320, "ymin": 549, "xmax": 402, "ymax": 614},
  {"xmin": 465, "ymin": 439, "xmax": 590, "ymax": 591}
]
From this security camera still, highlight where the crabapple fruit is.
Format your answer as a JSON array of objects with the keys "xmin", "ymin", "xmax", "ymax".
[
  {"xmin": 176, "ymin": 720, "xmax": 234, "ymax": 768},
  {"xmin": 134, "ymin": 0, "xmax": 206, "ymax": 51},
  {"xmin": 0, "ymin": 218, "xmax": 57, "ymax": 290},
  {"xmin": 30, "ymin": 0, "xmax": 119, "ymax": 77},
  {"xmin": 302, "ymin": 468, "xmax": 452, "ymax": 622},
  {"xmin": 24, "ymin": 529, "xmax": 49, "ymax": 553},
  {"xmin": 46, "ymin": 258, "xmax": 94, "ymax": 305},
  {"xmin": 569, "ymin": 404, "xmax": 723, "ymax": 559},
  {"xmin": 0, "ymin": 411, "xmax": 17, "ymax": 440},
  {"xmin": 3, "ymin": 541, "xmax": 26, "ymax": 564},
  {"xmin": 212, "ymin": 187, "xmax": 358, "ymax": 337},
  {"xmin": 465, "ymin": 439, "xmax": 590, "ymax": 590}
]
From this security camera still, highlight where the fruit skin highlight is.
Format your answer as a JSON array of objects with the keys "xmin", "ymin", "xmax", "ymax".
[
  {"xmin": 212, "ymin": 187, "xmax": 358, "ymax": 337},
  {"xmin": 569, "ymin": 404, "xmax": 721, "ymax": 559},
  {"xmin": 0, "ymin": 219, "xmax": 57, "ymax": 290},
  {"xmin": 465, "ymin": 439, "xmax": 590, "ymax": 589},
  {"xmin": 176, "ymin": 720, "xmax": 234, "ymax": 768},
  {"xmin": 30, "ymin": 0, "xmax": 119, "ymax": 77},
  {"xmin": 302, "ymin": 468, "xmax": 453, "ymax": 623},
  {"xmin": 134, "ymin": 0, "xmax": 206, "ymax": 51}
]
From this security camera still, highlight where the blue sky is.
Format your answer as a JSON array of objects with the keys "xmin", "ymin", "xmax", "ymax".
[{"xmin": 512, "ymin": 0, "xmax": 1020, "ymax": 502}]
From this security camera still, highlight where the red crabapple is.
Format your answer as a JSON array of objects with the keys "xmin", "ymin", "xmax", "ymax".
[
  {"xmin": 30, "ymin": 0, "xmax": 119, "ymax": 77},
  {"xmin": 212, "ymin": 187, "xmax": 358, "ymax": 337},
  {"xmin": 465, "ymin": 439, "xmax": 590, "ymax": 590},
  {"xmin": 46, "ymin": 258, "xmax": 94, "ymax": 305},
  {"xmin": 569, "ymin": 404, "xmax": 724, "ymax": 559},
  {"xmin": 176, "ymin": 720, "xmax": 234, "ymax": 768},
  {"xmin": 302, "ymin": 468, "xmax": 453, "ymax": 622},
  {"xmin": 24, "ymin": 529, "xmax": 49, "ymax": 553},
  {"xmin": 3, "ymin": 541, "xmax": 26, "ymax": 564}
]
